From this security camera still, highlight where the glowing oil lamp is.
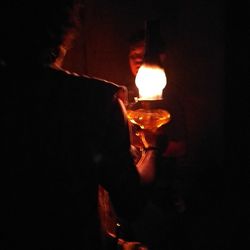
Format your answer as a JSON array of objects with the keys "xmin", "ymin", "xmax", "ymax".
[
  {"xmin": 127, "ymin": 63, "xmax": 170, "ymax": 132},
  {"xmin": 127, "ymin": 20, "xmax": 171, "ymax": 132}
]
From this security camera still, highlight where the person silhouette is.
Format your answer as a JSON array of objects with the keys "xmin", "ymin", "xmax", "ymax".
[
  {"xmin": 0, "ymin": 2, "xmax": 166, "ymax": 249},
  {"xmin": 117, "ymin": 28, "xmax": 189, "ymax": 250}
]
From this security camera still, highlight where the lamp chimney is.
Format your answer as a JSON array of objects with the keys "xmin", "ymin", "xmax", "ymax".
[{"xmin": 135, "ymin": 19, "xmax": 167, "ymax": 100}]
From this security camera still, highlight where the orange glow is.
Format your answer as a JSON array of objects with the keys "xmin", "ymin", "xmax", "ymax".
[
  {"xmin": 135, "ymin": 63, "xmax": 167, "ymax": 100},
  {"xmin": 127, "ymin": 108, "xmax": 171, "ymax": 131}
]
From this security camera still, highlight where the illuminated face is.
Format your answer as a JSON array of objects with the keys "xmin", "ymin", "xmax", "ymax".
[
  {"xmin": 128, "ymin": 41, "xmax": 145, "ymax": 77},
  {"xmin": 129, "ymin": 41, "xmax": 166, "ymax": 77}
]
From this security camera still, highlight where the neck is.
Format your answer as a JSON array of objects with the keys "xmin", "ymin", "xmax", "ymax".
[{"xmin": 51, "ymin": 45, "xmax": 67, "ymax": 71}]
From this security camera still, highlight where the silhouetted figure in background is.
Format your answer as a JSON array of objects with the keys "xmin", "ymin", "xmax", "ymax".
[
  {"xmin": 0, "ymin": 2, "xmax": 165, "ymax": 249},
  {"xmin": 118, "ymin": 29, "xmax": 191, "ymax": 250}
]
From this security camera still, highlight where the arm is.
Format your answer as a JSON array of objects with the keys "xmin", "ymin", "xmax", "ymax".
[{"xmin": 98, "ymin": 97, "xmax": 157, "ymax": 220}]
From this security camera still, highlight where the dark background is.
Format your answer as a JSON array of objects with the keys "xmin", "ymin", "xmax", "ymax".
[{"xmin": 62, "ymin": 0, "xmax": 246, "ymax": 249}]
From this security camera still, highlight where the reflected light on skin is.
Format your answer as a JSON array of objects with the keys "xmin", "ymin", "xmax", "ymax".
[
  {"xmin": 51, "ymin": 27, "xmax": 78, "ymax": 70},
  {"xmin": 129, "ymin": 41, "xmax": 145, "ymax": 77}
]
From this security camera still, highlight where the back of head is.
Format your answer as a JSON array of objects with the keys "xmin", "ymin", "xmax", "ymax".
[
  {"xmin": 128, "ymin": 29, "xmax": 146, "ymax": 51},
  {"xmin": 0, "ymin": 0, "xmax": 81, "ymax": 67}
]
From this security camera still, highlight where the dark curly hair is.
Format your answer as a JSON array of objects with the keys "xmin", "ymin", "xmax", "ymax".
[
  {"xmin": 0, "ymin": 0, "xmax": 82, "ymax": 67},
  {"xmin": 128, "ymin": 22, "xmax": 166, "ymax": 54}
]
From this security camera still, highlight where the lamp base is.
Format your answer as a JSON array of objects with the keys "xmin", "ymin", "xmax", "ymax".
[{"xmin": 127, "ymin": 108, "xmax": 170, "ymax": 132}]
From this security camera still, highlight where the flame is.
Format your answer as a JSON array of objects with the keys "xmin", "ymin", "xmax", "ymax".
[{"xmin": 135, "ymin": 63, "xmax": 167, "ymax": 100}]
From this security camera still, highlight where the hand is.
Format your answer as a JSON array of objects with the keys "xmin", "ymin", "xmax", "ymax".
[{"xmin": 137, "ymin": 129, "xmax": 168, "ymax": 154}]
